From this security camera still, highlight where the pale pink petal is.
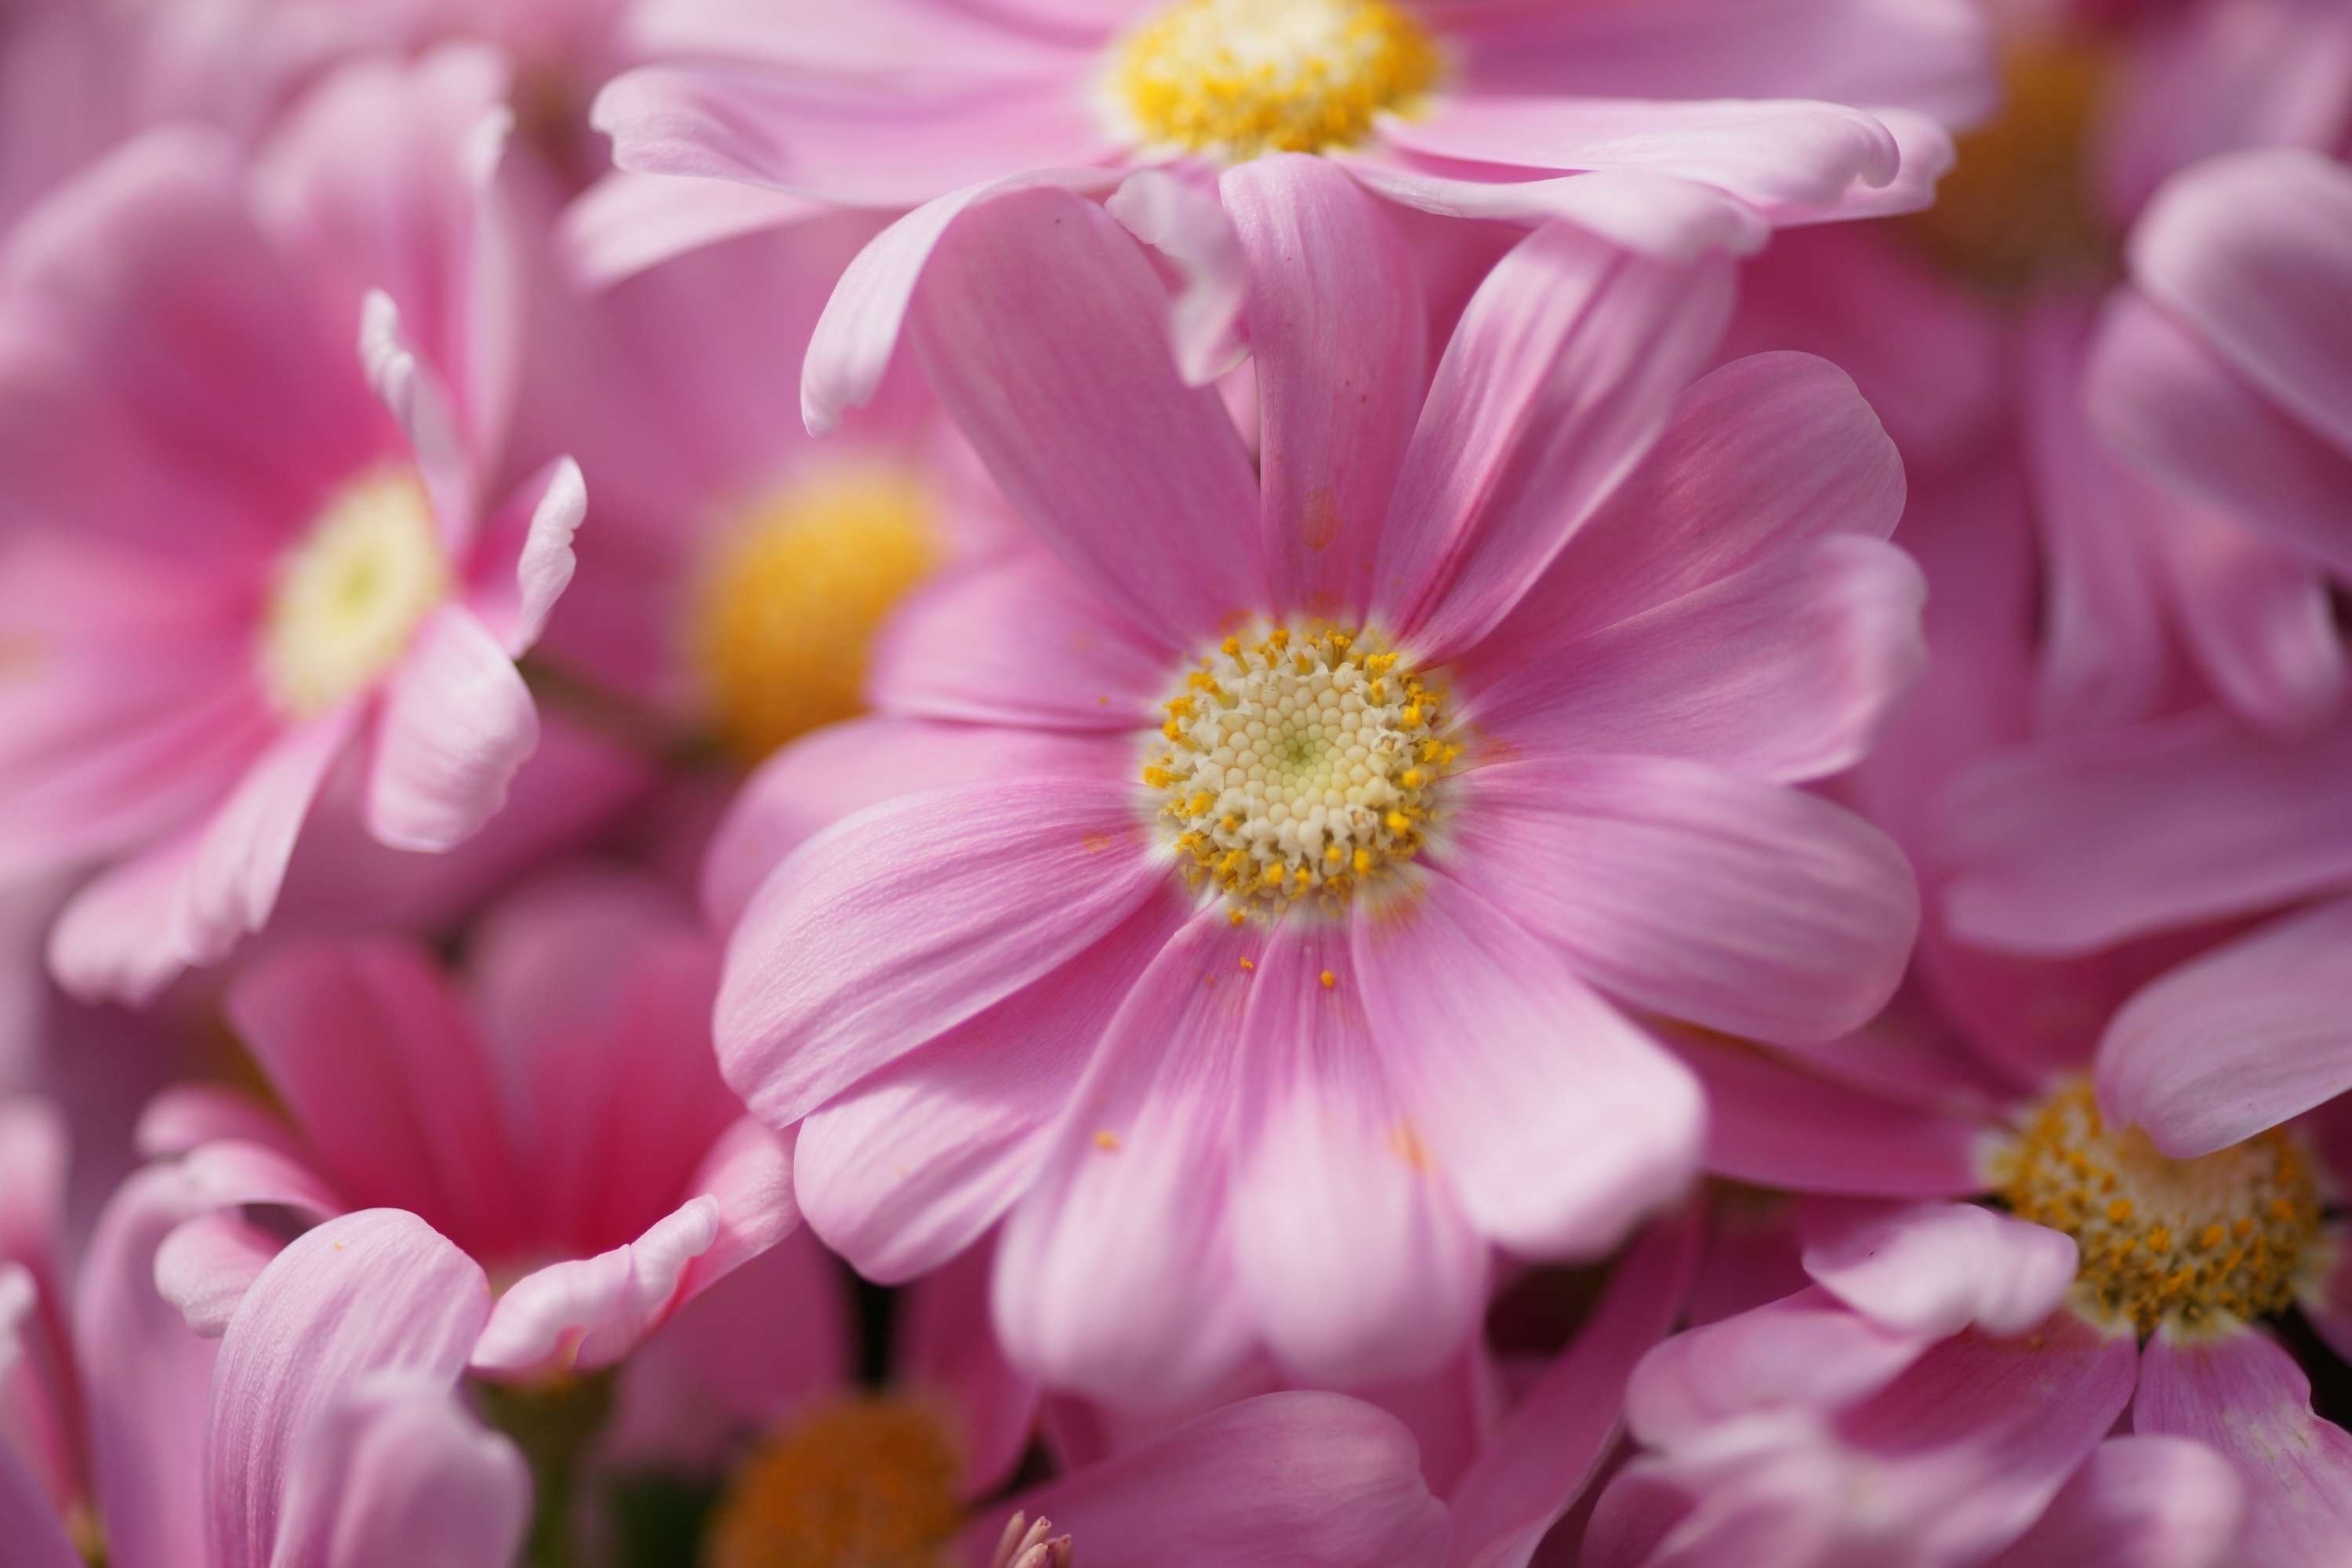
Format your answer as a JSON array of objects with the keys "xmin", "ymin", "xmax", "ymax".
[
  {"xmin": 716, "ymin": 778, "xmax": 1167, "ymax": 1131},
  {"xmin": 470, "ymin": 1196, "xmax": 720, "ymax": 1378},
  {"xmin": 1665, "ymin": 1032, "xmax": 1993, "ymax": 1198},
  {"xmin": 1105, "ymin": 169, "xmax": 1247, "ymax": 387},
  {"xmin": 1983, "ymin": 1436, "xmax": 2245, "ymax": 1568},
  {"xmin": 796, "ymin": 888, "xmax": 1187, "ymax": 1283},
  {"xmin": 1219, "ymin": 155, "xmax": 1424, "ymax": 619},
  {"xmin": 2096, "ymin": 898, "xmax": 2352, "ymax": 1157},
  {"xmin": 672, "ymin": 1116, "xmax": 800, "ymax": 1302},
  {"xmin": 136, "ymin": 1085, "xmax": 304, "ymax": 1162},
  {"xmin": 964, "ymin": 1392, "xmax": 1448, "ymax": 1568},
  {"xmin": 273, "ymin": 1371, "xmax": 529, "ymax": 1568},
  {"xmin": 2087, "ymin": 289, "xmax": 2352, "ymax": 584},
  {"xmin": 176, "ymin": 1139, "xmax": 346, "ymax": 1225},
  {"xmin": 1798, "ymin": 1199, "xmax": 2076, "ymax": 1338},
  {"xmin": 1374, "ymin": 221, "xmax": 1734, "ymax": 660},
  {"xmin": 1626, "ymin": 1286, "xmax": 1932, "ymax": 1446},
  {"xmin": 1340, "ymin": 162, "xmax": 1769, "ymax": 262},
  {"xmin": 1352, "ymin": 866, "xmax": 1704, "ymax": 1257},
  {"xmin": 358, "ymin": 289, "xmax": 478, "ymax": 551},
  {"xmin": 226, "ymin": 938, "xmax": 528, "ymax": 1257},
  {"xmin": 1466, "ymin": 534, "xmax": 1925, "ymax": 785},
  {"xmin": 1446, "ymin": 1212, "xmax": 1702, "ymax": 1568},
  {"xmin": 625, "ymin": 0, "xmax": 1090, "ymax": 76},
  {"xmin": 156, "ymin": 1211, "xmax": 287, "ymax": 1338},
  {"xmin": 800, "ymin": 169, "xmax": 1117, "ymax": 436},
  {"xmin": 462, "ymin": 456, "xmax": 584, "ymax": 657},
  {"xmin": 993, "ymin": 907, "xmax": 1258, "ymax": 1408},
  {"xmin": 867, "ymin": 555, "xmax": 1172, "ymax": 732},
  {"xmin": 562, "ymin": 169, "xmax": 819, "ymax": 288},
  {"xmin": 897, "ymin": 1238, "xmax": 1041, "ymax": 1499},
  {"xmin": 908, "ymin": 186, "xmax": 1263, "ymax": 650},
  {"xmin": 702, "ymin": 717, "xmax": 1131, "ymax": 934},
  {"xmin": 45, "ymin": 831, "xmax": 206, "ymax": 1005},
  {"xmin": 365, "ymin": 605, "xmax": 539, "ymax": 852},
  {"xmin": 1443, "ymin": 757, "xmax": 1916, "ymax": 1044},
  {"xmin": 209, "ymin": 1210, "xmax": 497, "ymax": 1568},
  {"xmin": 1229, "ymin": 920, "xmax": 1486, "ymax": 1386},
  {"xmin": 2149, "ymin": 492, "xmax": 2347, "ymax": 741},
  {"xmin": 1942, "ymin": 707, "xmax": 2352, "ymax": 953},
  {"xmin": 1463, "ymin": 350, "xmax": 1906, "ymax": 669},
  {"xmin": 2134, "ymin": 1327, "xmax": 2352, "ymax": 1568}
]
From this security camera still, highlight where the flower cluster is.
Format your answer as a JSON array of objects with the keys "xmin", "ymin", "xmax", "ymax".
[{"xmin": 0, "ymin": 0, "xmax": 2345, "ymax": 1564}]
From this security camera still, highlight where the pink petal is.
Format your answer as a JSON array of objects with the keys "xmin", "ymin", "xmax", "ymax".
[
  {"xmin": 136, "ymin": 1085, "xmax": 305, "ymax": 1162},
  {"xmin": 0, "ymin": 1430, "xmax": 77, "ymax": 1568},
  {"xmin": 1798, "ymin": 1199, "xmax": 2075, "ymax": 1338},
  {"xmin": 1446, "ymin": 1212, "xmax": 1703, "ymax": 1568},
  {"xmin": 1352, "ymin": 866, "xmax": 1704, "ymax": 1257},
  {"xmin": 358, "ymin": 289, "xmax": 479, "ymax": 554},
  {"xmin": 1340, "ymin": 162, "xmax": 1769, "ymax": 262},
  {"xmin": 1443, "ymin": 757, "xmax": 1916, "ymax": 1044},
  {"xmin": 799, "ymin": 168, "xmax": 1117, "ymax": 436},
  {"xmin": 1218, "ymin": 155, "xmax": 1425, "ymax": 620},
  {"xmin": 1467, "ymin": 534, "xmax": 1925, "ymax": 786},
  {"xmin": 907, "ymin": 186, "xmax": 1263, "ymax": 650},
  {"xmin": 1465, "ymin": 350, "xmax": 1906, "ymax": 666},
  {"xmin": 1626, "ymin": 1285, "xmax": 1933, "ymax": 1446},
  {"xmin": 1104, "ymin": 169, "xmax": 1247, "ymax": 387},
  {"xmin": 366, "ymin": 605, "xmax": 538, "ymax": 852},
  {"xmin": 1665, "ymin": 1033, "xmax": 1994, "ymax": 1198},
  {"xmin": 226, "ymin": 938, "xmax": 527, "ymax": 1257},
  {"xmin": 896, "ymin": 1237, "xmax": 1041, "ymax": 1500},
  {"xmin": 270, "ymin": 1371, "xmax": 528, "ymax": 1568},
  {"xmin": 1229, "ymin": 919, "xmax": 1487, "ymax": 1386},
  {"xmin": 702, "ymin": 717, "xmax": 1131, "ymax": 933},
  {"xmin": 2096, "ymin": 897, "xmax": 2352, "ymax": 1157},
  {"xmin": 964, "ymin": 1392, "xmax": 1448, "ymax": 1568},
  {"xmin": 470, "ymin": 1196, "xmax": 720, "ymax": 1378},
  {"xmin": 868, "ymin": 555, "xmax": 1172, "ymax": 732},
  {"xmin": 156, "ymin": 1211, "xmax": 287, "ymax": 1338},
  {"xmin": 461, "ymin": 456, "xmax": 584, "ymax": 657},
  {"xmin": 1943, "ymin": 706, "xmax": 2352, "ymax": 954},
  {"xmin": 1375, "ymin": 220, "xmax": 1734, "ymax": 661},
  {"xmin": 562, "ymin": 169, "xmax": 819, "ymax": 288},
  {"xmin": 992, "ymin": 906, "xmax": 1259, "ymax": 1408},
  {"xmin": 796, "ymin": 887, "xmax": 1186, "ymax": 1283},
  {"xmin": 627, "ymin": 0, "xmax": 1091, "ymax": 77},
  {"xmin": 2133, "ymin": 1326, "xmax": 2352, "ymax": 1568},
  {"xmin": 1983, "ymin": 1436, "xmax": 2245, "ymax": 1568},
  {"xmin": 208, "ymin": 1210, "xmax": 498, "ymax": 1568},
  {"xmin": 2148, "ymin": 491, "xmax": 2347, "ymax": 741},
  {"xmin": 715, "ymin": 777, "xmax": 1167, "ymax": 1131}
]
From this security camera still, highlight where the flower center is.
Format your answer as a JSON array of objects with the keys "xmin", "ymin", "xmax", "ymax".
[
  {"xmin": 1900, "ymin": 33, "xmax": 2115, "ymax": 294},
  {"xmin": 1145, "ymin": 626, "xmax": 1457, "ymax": 910},
  {"xmin": 260, "ymin": 468, "xmax": 447, "ymax": 718},
  {"xmin": 702, "ymin": 1396, "xmax": 964, "ymax": 1568},
  {"xmin": 1991, "ymin": 1080, "xmax": 2324, "ymax": 1337},
  {"xmin": 1110, "ymin": 0, "xmax": 1440, "ymax": 160},
  {"xmin": 687, "ymin": 465, "xmax": 938, "ymax": 764}
]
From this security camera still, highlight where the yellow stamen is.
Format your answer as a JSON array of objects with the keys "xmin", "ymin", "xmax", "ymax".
[{"xmin": 703, "ymin": 1396, "xmax": 963, "ymax": 1568}]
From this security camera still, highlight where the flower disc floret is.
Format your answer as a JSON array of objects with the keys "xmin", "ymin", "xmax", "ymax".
[
  {"xmin": 1993, "ymin": 1080, "xmax": 2323, "ymax": 1338},
  {"xmin": 1111, "ymin": 0, "xmax": 1441, "ymax": 160},
  {"xmin": 703, "ymin": 1396, "xmax": 964, "ymax": 1568},
  {"xmin": 260, "ymin": 467, "xmax": 446, "ymax": 718},
  {"xmin": 1145, "ymin": 626, "xmax": 1457, "ymax": 911}
]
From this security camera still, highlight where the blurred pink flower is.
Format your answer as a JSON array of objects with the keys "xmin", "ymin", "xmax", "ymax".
[
  {"xmin": 132, "ymin": 870, "xmax": 794, "ymax": 1382},
  {"xmin": 0, "ymin": 48, "xmax": 587, "ymax": 1004},
  {"xmin": 710, "ymin": 163, "xmax": 1925, "ymax": 1406}
]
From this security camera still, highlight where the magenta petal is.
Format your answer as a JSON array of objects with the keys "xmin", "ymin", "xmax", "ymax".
[
  {"xmin": 1446, "ymin": 1212, "xmax": 1702, "ymax": 1568},
  {"xmin": 716, "ymin": 777, "xmax": 1166, "ymax": 1131},
  {"xmin": 1982, "ymin": 1436, "xmax": 2244, "ymax": 1568},
  {"xmin": 1377, "ymin": 220, "xmax": 1734, "ymax": 661},
  {"xmin": 964, "ymin": 1392, "xmax": 1448, "ymax": 1568},
  {"xmin": 1445, "ymin": 757, "xmax": 1917, "ymax": 1044},
  {"xmin": 909, "ymin": 186, "xmax": 1264, "ymax": 650},
  {"xmin": 365, "ymin": 606, "xmax": 539, "ymax": 852},
  {"xmin": 1219, "ymin": 155, "xmax": 1425, "ymax": 620},
  {"xmin": 2098, "ymin": 897, "xmax": 2352, "ymax": 1157},
  {"xmin": 992, "ymin": 906, "xmax": 1258, "ymax": 1408},
  {"xmin": 0, "ymin": 1432, "xmax": 77, "ymax": 1568},
  {"xmin": 1229, "ymin": 920, "xmax": 1486, "ymax": 1386},
  {"xmin": 209, "ymin": 1210, "xmax": 499, "ymax": 1568},
  {"xmin": 271, "ymin": 1372, "xmax": 528, "ymax": 1568},
  {"xmin": 1798, "ymin": 1199, "xmax": 2075, "ymax": 1338},
  {"xmin": 1352, "ymin": 866, "xmax": 1703, "ymax": 1257},
  {"xmin": 2134, "ymin": 1326, "xmax": 2352, "ymax": 1568}
]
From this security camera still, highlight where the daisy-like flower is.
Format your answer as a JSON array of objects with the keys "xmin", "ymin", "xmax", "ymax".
[
  {"xmin": 710, "ymin": 163, "xmax": 1925, "ymax": 1406},
  {"xmin": 587, "ymin": 0, "xmax": 1993, "ymax": 432},
  {"xmin": 0, "ymin": 48, "xmax": 586, "ymax": 1004}
]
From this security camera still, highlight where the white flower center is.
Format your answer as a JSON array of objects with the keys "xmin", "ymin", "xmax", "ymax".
[{"xmin": 260, "ymin": 469, "xmax": 446, "ymax": 718}]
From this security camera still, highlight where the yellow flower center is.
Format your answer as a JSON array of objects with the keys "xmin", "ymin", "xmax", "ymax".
[
  {"xmin": 1110, "ymin": 0, "xmax": 1441, "ymax": 160},
  {"xmin": 1900, "ymin": 33, "xmax": 2115, "ymax": 294},
  {"xmin": 260, "ymin": 468, "xmax": 447, "ymax": 718},
  {"xmin": 687, "ymin": 465, "xmax": 938, "ymax": 764},
  {"xmin": 1145, "ymin": 625, "xmax": 1457, "ymax": 911},
  {"xmin": 1991, "ymin": 1080, "xmax": 2325, "ymax": 1338},
  {"xmin": 702, "ymin": 1396, "xmax": 964, "ymax": 1568}
]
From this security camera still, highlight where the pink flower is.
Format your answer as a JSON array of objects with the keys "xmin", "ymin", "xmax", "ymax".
[
  {"xmin": 0, "ymin": 48, "xmax": 588, "ymax": 1004},
  {"xmin": 132, "ymin": 869, "xmax": 796, "ymax": 1381},
  {"xmin": 587, "ymin": 0, "xmax": 1993, "ymax": 430},
  {"xmin": 710, "ymin": 163, "xmax": 1925, "ymax": 1406}
]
